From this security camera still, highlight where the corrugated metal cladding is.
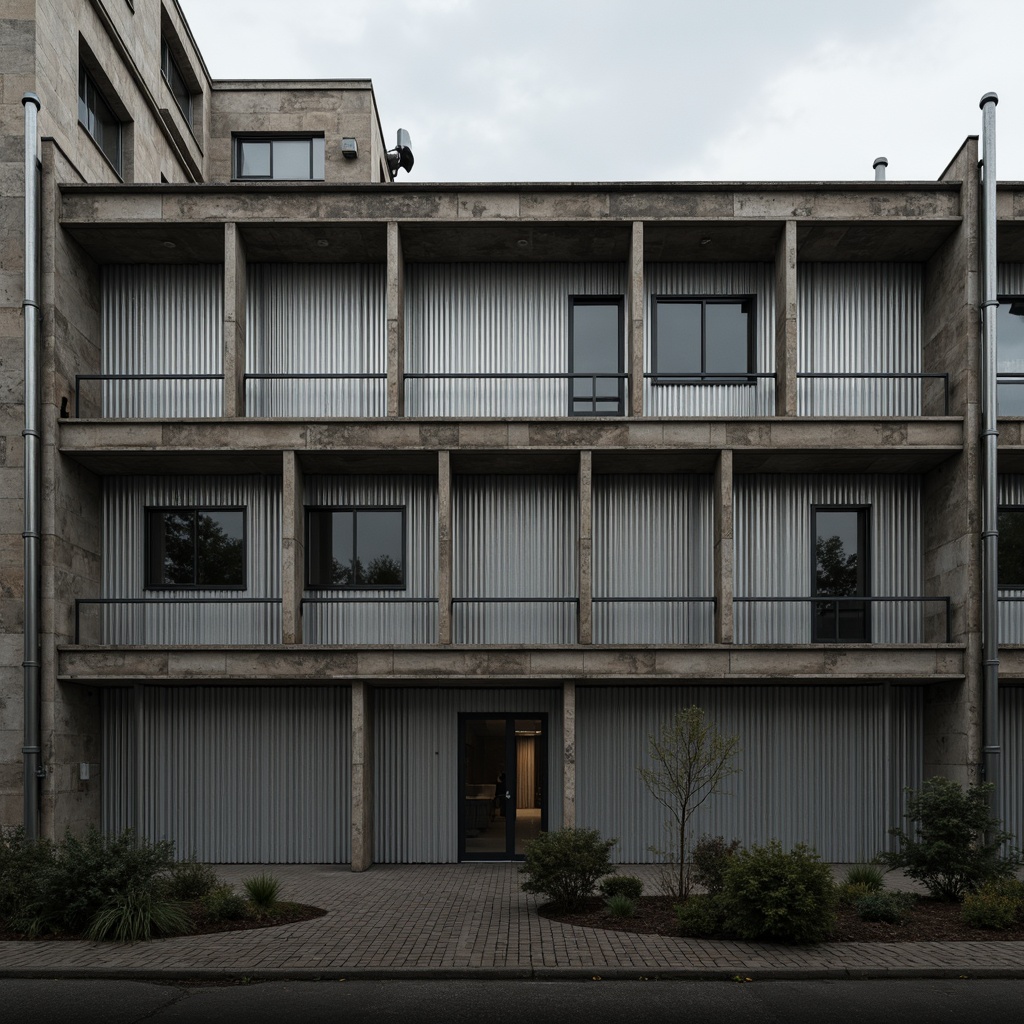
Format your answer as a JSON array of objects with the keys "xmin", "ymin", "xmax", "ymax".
[
  {"xmin": 374, "ymin": 687, "xmax": 563, "ymax": 862},
  {"xmin": 405, "ymin": 263, "xmax": 626, "ymax": 417},
  {"xmin": 303, "ymin": 475, "xmax": 438, "ymax": 643},
  {"xmin": 100, "ymin": 476, "xmax": 282, "ymax": 645},
  {"xmin": 997, "ymin": 475, "xmax": 1024, "ymax": 642},
  {"xmin": 592, "ymin": 475, "xmax": 714, "ymax": 643},
  {"xmin": 797, "ymin": 264, "xmax": 922, "ymax": 416},
  {"xmin": 577, "ymin": 684, "xmax": 923, "ymax": 863},
  {"xmin": 453, "ymin": 475, "xmax": 578, "ymax": 643},
  {"xmin": 999, "ymin": 686, "xmax": 1024, "ymax": 846},
  {"xmin": 246, "ymin": 264, "xmax": 386, "ymax": 417},
  {"xmin": 733, "ymin": 474, "xmax": 923, "ymax": 643},
  {"xmin": 643, "ymin": 263, "xmax": 775, "ymax": 417},
  {"xmin": 102, "ymin": 686, "xmax": 350, "ymax": 863},
  {"xmin": 101, "ymin": 265, "xmax": 223, "ymax": 418},
  {"xmin": 997, "ymin": 264, "xmax": 1024, "ymax": 294}
]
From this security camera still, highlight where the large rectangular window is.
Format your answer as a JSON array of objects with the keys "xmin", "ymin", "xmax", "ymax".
[
  {"xmin": 78, "ymin": 66, "xmax": 122, "ymax": 174},
  {"xmin": 569, "ymin": 298, "xmax": 624, "ymax": 416},
  {"xmin": 161, "ymin": 38, "xmax": 193, "ymax": 127},
  {"xmin": 999, "ymin": 507, "xmax": 1024, "ymax": 586},
  {"xmin": 146, "ymin": 508, "xmax": 246, "ymax": 589},
  {"xmin": 234, "ymin": 136, "xmax": 326, "ymax": 180},
  {"xmin": 307, "ymin": 507, "xmax": 405, "ymax": 588},
  {"xmin": 653, "ymin": 296, "xmax": 754, "ymax": 382},
  {"xmin": 997, "ymin": 297, "xmax": 1024, "ymax": 416},
  {"xmin": 812, "ymin": 506, "xmax": 869, "ymax": 642}
]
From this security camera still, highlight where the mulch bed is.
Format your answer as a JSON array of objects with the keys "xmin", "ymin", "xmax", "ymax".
[{"xmin": 540, "ymin": 896, "xmax": 1024, "ymax": 943}]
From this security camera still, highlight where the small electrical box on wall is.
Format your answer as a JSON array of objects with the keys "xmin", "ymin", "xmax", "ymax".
[{"xmin": 79, "ymin": 762, "xmax": 100, "ymax": 781}]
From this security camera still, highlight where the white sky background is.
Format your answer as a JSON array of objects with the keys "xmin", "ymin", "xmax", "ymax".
[{"xmin": 179, "ymin": 0, "xmax": 1022, "ymax": 184}]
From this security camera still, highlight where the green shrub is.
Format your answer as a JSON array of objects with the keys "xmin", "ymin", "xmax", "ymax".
[
  {"xmin": 879, "ymin": 777, "xmax": 1021, "ymax": 901},
  {"xmin": 85, "ymin": 888, "xmax": 190, "ymax": 943},
  {"xmin": 0, "ymin": 828, "xmax": 55, "ymax": 926},
  {"xmin": 520, "ymin": 828, "xmax": 617, "ymax": 911},
  {"xmin": 201, "ymin": 884, "xmax": 248, "ymax": 921},
  {"xmin": 243, "ymin": 873, "xmax": 282, "ymax": 911},
  {"xmin": 836, "ymin": 881, "xmax": 876, "ymax": 907},
  {"xmin": 676, "ymin": 894, "xmax": 725, "ymax": 938},
  {"xmin": 719, "ymin": 840, "xmax": 837, "ymax": 945},
  {"xmin": 962, "ymin": 879, "xmax": 1024, "ymax": 930},
  {"xmin": 844, "ymin": 864, "xmax": 885, "ymax": 891},
  {"xmin": 691, "ymin": 835, "xmax": 741, "ymax": 896},
  {"xmin": 855, "ymin": 891, "xmax": 914, "ymax": 924},
  {"xmin": 605, "ymin": 894, "xmax": 636, "ymax": 918},
  {"xmin": 166, "ymin": 859, "xmax": 220, "ymax": 902},
  {"xmin": 599, "ymin": 875, "xmax": 644, "ymax": 901}
]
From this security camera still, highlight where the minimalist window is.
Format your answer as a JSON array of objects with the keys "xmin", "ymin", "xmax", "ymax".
[
  {"xmin": 999, "ymin": 507, "xmax": 1024, "ymax": 587},
  {"xmin": 307, "ymin": 507, "xmax": 405, "ymax": 588},
  {"xmin": 812, "ymin": 506, "xmax": 869, "ymax": 642},
  {"xmin": 234, "ymin": 136, "xmax": 326, "ymax": 180},
  {"xmin": 569, "ymin": 298, "xmax": 624, "ymax": 415},
  {"xmin": 78, "ymin": 66, "xmax": 122, "ymax": 174},
  {"xmin": 161, "ymin": 38, "xmax": 193, "ymax": 126},
  {"xmin": 146, "ymin": 508, "xmax": 246, "ymax": 589},
  {"xmin": 653, "ymin": 297, "xmax": 754, "ymax": 382},
  {"xmin": 997, "ymin": 297, "xmax": 1024, "ymax": 416}
]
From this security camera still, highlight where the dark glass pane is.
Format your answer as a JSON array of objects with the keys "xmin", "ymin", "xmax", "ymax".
[
  {"xmin": 196, "ymin": 510, "xmax": 245, "ymax": 587},
  {"xmin": 999, "ymin": 509, "xmax": 1024, "ymax": 586},
  {"xmin": 307, "ymin": 509, "xmax": 337, "ymax": 587},
  {"xmin": 162, "ymin": 43, "xmax": 192, "ymax": 125},
  {"xmin": 463, "ymin": 719, "xmax": 507, "ymax": 856},
  {"xmin": 239, "ymin": 140, "xmax": 271, "ymax": 177},
  {"xmin": 571, "ymin": 303, "xmax": 621, "ymax": 414},
  {"xmin": 814, "ymin": 511, "xmax": 861, "ymax": 597},
  {"xmin": 655, "ymin": 302, "xmax": 702, "ymax": 375},
  {"xmin": 150, "ymin": 510, "xmax": 195, "ymax": 586},
  {"xmin": 998, "ymin": 301, "xmax": 1024, "ymax": 414},
  {"xmin": 356, "ymin": 510, "xmax": 404, "ymax": 586},
  {"xmin": 330, "ymin": 510, "xmax": 355, "ymax": 586},
  {"xmin": 704, "ymin": 302, "xmax": 749, "ymax": 375},
  {"xmin": 513, "ymin": 718, "xmax": 544, "ymax": 855},
  {"xmin": 271, "ymin": 139, "xmax": 313, "ymax": 180}
]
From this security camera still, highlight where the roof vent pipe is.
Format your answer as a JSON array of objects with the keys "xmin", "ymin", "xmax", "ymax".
[{"xmin": 873, "ymin": 157, "xmax": 888, "ymax": 181}]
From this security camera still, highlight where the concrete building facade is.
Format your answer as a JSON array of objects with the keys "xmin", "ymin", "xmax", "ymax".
[{"xmin": 2, "ymin": 0, "xmax": 1022, "ymax": 866}]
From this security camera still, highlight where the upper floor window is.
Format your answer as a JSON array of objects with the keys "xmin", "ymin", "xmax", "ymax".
[
  {"xmin": 652, "ymin": 296, "xmax": 754, "ymax": 383},
  {"xmin": 307, "ymin": 507, "xmax": 405, "ymax": 589},
  {"xmin": 161, "ymin": 38, "xmax": 193, "ymax": 127},
  {"xmin": 234, "ymin": 136, "xmax": 326, "ymax": 181},
  {"xmin": 997, "ymin": 297, "xmax": 1024, "ymax": 416},
  {"xmin": 812, "ymin": 506, "xmax": 869, "ymax": 642},
  {"xmin": 569, "ymin": 298, "xmax": 624, "ymax": 416},
  {"xmin": 78, "ymin": 66, "xmax": 122, "ymax": 175},
  {"xmin": 146, "ymin": 508, "xmax": 246, "ymax": 589},
  {"xmin": 999, "ymin": 507, "xmax": 1024, "ymax": 587}
]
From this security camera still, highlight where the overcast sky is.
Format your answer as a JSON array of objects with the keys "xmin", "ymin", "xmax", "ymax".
[{"xmin": 179, "ymin": 0, "xmax": 1022, "ymax": 184}]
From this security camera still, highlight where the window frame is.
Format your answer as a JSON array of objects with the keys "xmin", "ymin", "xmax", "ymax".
[
  {"xmin": 305, "ymin": 505, "xmax": 408, "ymax": 591},
  {"xmin": 651, "ymin": 295, "xmax": 756, "ymax": 384},
  {"xmin": 996, "ymin": 294, "xmax": 1024, "ymax": 417},
  {"xmin": 161, "ymin": 37, "xmax": 194, "ymax": 127},
  {"xmin": 998, "ymin": 505, "xmax": 1024, "ymax": 588},
  {"xmin": 810, "ymin": 504, "xmax": 871, "ymax": 643},
  {"xmin": 568, "ymin": 296, "xmax": 625, "ymax": 417},
  {"xmin": 145, "ymin": 506, "xmax": 247, "ymax": 591},
  {"xmin": 77, "ymin": 65, "xmax": 122, "ymax": 176},
  {"xmin": 233, "ymin": 134, "xmax": 326, "ymax": 181}
]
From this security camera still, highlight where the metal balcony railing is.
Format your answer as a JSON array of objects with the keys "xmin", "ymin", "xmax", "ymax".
[
  {"xmin": 300, "ymin": 596, "xmax": 438, "ymax": 644},
  {"xmin": 796, "ymin": 372, "xmax": 950, "ymax": 416},
  {"xmin": 74, "ymin": 373, "xmax": 224, "ymax": 418}
]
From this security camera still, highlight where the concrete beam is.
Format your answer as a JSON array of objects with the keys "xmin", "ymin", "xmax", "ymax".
[
  {"xmin": 223, "ymin": 223, "xmax": 247, "ymax": 417},
  {"xmin": 578, "ymin": 451, "xmax": 592, "ymax": 645},
  {"xmin": 351, "ymin": 682, "xmax": 374, "ymax": 871},
  {"xmin": 628, "ymin": 222, "xmax": 644, "ymax": 417},
  {"xmin": 714, "ymin": 449, "xmax": 734, "ymax": 644},
  {"xmin": 281, "ymin": 451, "xmax": 304, "ymax": 644},
  {"xmin": 775, "ymin": 221, "xmax": 797, "ymax": 417}
]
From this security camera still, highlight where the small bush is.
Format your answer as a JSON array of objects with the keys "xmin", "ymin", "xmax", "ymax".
[
  {"xmin": 719, "ymin": 841, "xmax": 837, "ymax": 945},
  {"xmin": 86, "ymin": 888, "xmax": 189, "ymax": 943},
  {"xmin": 691, "ymin": 835, "xmax": 741, "ymax": 896},
  {"xmin": 676, "ymin": 894, "xmax": 725, "ymax": 938},
  {"xmin": 0, "ymin": 828, "xmax": 55, "ymax": 926},
  {"xmin": 201, "ymin": 884, "xmax": 247, "ymax": 921},
  {"xmin": 605, "ymin": 894, "xmax": 636, "ymax": 918},
  {"xmin": 166, "ymin": 859, "xmax": 219, "ymax": 902},
  {"xmin": 962, "ymin": 879, "xmax": 1024, "ymax": 930},
  {"xmin": 520, "ymin": 828, "xmax": 617, "ymax": 911},
  {"xmin": 243, "ymin": 873, "xmax": 282, "ymax": 911},
  {"xmin": 844, "ymin": 864, "xmax": 885, "ymax": 891},
  {"xmin": 836, "ymin": 881, "xmax": 876, "ymax": 907},
  {"xmin": 855, "ymin": 891, "xmax": 914, "ymax": 925},
  {"xmin": 599, "ymin": 875, "xmax": 644, "ymax": 901}
]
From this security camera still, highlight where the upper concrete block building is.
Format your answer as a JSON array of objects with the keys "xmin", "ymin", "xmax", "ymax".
[{"xmin": 2, "ymin": 0, "xmax": 1023, "ymax": 866}]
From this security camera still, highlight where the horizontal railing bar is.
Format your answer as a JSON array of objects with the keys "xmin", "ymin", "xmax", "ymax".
[
  {"xmin": 451, "ymin": 597, "xmax": 579, "ymax": 604},
  {"xmin": 592, "ymin": 596, "xmax": 716, "ymax": 603},
  {"xmin": 796, "ymin": 372, "xmax": 948, "ymax": 379},
  {"xmin": 244, "ymin": 373, "xmax": 386, "ymax": 380},
  {"xmin": 734, "ymin": 596, "xmax": 947, "ymax": 603},
  {"xmin": 643, "ymin": 372, "xmax": 776, "ymax": 380},
  {"xmin": 301, "ymin": 597, "xmax": 438, "ymax": 604},
  {"xmin": 404, "ymin": 372, "xmax": 628, "ymax": 380}
]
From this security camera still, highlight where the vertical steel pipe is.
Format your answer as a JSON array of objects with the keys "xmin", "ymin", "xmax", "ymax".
[{"xmin": 873, "ymin": 157, "xmax": 888, "ymax": 181}]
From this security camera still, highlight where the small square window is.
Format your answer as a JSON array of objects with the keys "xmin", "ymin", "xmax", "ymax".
[
  {"xmin": 307, "ymin": 507, "xmax": 406, "ymax": 589},
  {"xmin": 653, "ymin": 296, "xmax": 754, "ymax": 383},
  {"xmin": 234, "ymin": 136, "xmax": 326, "ymax": 181},
  {"xmin": 146, "ymin": 508, "xmax": 246, "ymax": 589},
  {"xmin": 78, "ymin": 66, "xmax": 122, "ymax": 174},
  {"xmin": 161, "ymin": 39, "xmax": 194, "ymax": 127}
]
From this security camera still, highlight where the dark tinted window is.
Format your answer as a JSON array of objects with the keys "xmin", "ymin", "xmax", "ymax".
[
  {"xmin": 161, "ymin": 39, "xmax": 193, "ymax": 126},
  {"xmin": 235, "ymin": 137, "xmax": 326, "ymax": 180},
  {"xmin": 654, "ymin": 297, "xmax": 753, "ymax": 380},
  {"xmin": 997, "ymin": 298, "xmax": 1024, "ymax": 415},
  {"xmin": 570, "ymin": 299, "xmax": 623, "ymax": 415},
  {"xmin": 78, "ymin": 67, "xmax": 121, "ymax": 173},
  {"xmin": 307, "ymin": 508, "xmax": 405, "ymax": 588},
  {"xmin": 999, "ymin": 508, "xmax": 1024, "ymax": 587},
  {"xmin": 812, "ymin": 507, "xmax": 869, "ymax": 642},
  {"xmin": 147, "ymin": 508, "xmax": 245, "ymax": 588}
]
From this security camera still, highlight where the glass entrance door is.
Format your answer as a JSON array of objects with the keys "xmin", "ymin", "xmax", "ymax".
[{"xmin": 459, "ymin": 714, "xmax": 546, "ymax": 860}]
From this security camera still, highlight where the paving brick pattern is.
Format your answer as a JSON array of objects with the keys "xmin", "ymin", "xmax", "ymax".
[{"xmin": 2, "ymin": 864, "xmax": 1024, "ymax": 978}]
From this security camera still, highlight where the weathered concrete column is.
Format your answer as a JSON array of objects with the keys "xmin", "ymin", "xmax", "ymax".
[
  {"xmin": 438, "ymin": 450, "xmax": 452, "ymax": 644},
  {"xmin": 223, "ymin": 223, "xmax": 247, "ymax": 418},
  {"xmin": 281, "ymin": 451, "xmax": 304, "ymax": 644},
  {"xmin": 351, "ymin": 682, "xmax": 374, "ymax": 871},
  {"xmin": 714, "ymin": 449, "xmax": 734, "ymax": 644},
  {"xmin": 563, "ymin": 681, "xmax": 576, "ymax": 828},
  {"xmin": 387, "ymin": 222, "xmax": 405, "ymax": 417},
  {"xmin": 774, "ymin": 220, "xmax": 797, "ymax": 417},
  {"xmin": 578, "ymin": 450, "xmax": 592, "ymax": 644},
  {"xmin": 628, "ymin": 221, "xmax": 644, "ymax": 416}
]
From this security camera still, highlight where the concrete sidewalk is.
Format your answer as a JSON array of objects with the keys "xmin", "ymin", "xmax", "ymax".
[{"xmin": 1, "ymin": 863, "xmax": 1023, "ymax": 981}]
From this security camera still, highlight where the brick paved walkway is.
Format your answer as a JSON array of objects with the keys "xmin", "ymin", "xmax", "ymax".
[{"xmin": 2, "ymin": 863, "xmax": 1023, "ymax": 980}]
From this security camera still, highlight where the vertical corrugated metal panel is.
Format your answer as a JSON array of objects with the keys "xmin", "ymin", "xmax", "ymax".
[
  {"xmin": 405, "ymin": 263, "xmax": 625, "ymax": 416},
  {"xmin": 998, "ymin": 475, "xmax": 1024, "ymax": 642},
  {"xmin": 101, "ymin": 265, "xmax": 223, "ymax": 417},
  {"xmin": 643, "ymin": 263, "xmax": 775, "ymax": 416},
  {"xmin": 733, "ymin": 474, "xmax": 922, "ymax": 643},
  {"xmin": 303, "ymin": 475, "xmax": 438, "ymax": 643},
  {"xmin": 797, "ymin": 264, "xmax": 922, "ymax": 416},
  {"xmin": 999, "ymin": 686, "xmax": 1024, "ymax": 845},
  {"xmin": 592, "ymin": 474, "xmax": 714, "ymax": 643},
  {"xmin": 100, "ymin": 475, "xmax": 281, "ymax": 644},
  {"xmin": 374, "ymin": 687, "xmax": 563, "ymax": 862},
  {"xmin": 453, "ymin": 476, "xmax": 578, "ymax": 643},
  {"xmin": 104, "ymin": 685, "xmax": 350, "ymax": 863},
  {"xmin": 246, "ymin": 264, "xmax": 386, "ymax": 417},
  {"xmin": 997, "ymin": 264, "xmax": 1024, "ymax": 295},
  {"xmin": 576, "ymin": 684, "xmax": 923, "ymax": 863},
  {"xmin": 100, "ymin": 688, "xmax": 136, "ymax": 836}
]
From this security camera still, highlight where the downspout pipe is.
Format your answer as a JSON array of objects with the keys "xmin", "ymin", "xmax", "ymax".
[
  {"xmin": 22, "ymin": 92, "xmax": 42, "ymax": 840},
  {"xmin": 980, "ymin": 92, "xmax": 1000, "ymax": 801}
]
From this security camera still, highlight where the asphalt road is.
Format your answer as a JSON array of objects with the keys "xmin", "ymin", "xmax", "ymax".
[{"xmin": 1, "ymin": 978, "xmax": 1021, "ymax": 1024}]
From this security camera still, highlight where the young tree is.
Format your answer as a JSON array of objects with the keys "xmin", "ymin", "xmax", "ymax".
[{"xmin": 638, "ymin": 706, "xmax": 740, "ymax": 898}]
